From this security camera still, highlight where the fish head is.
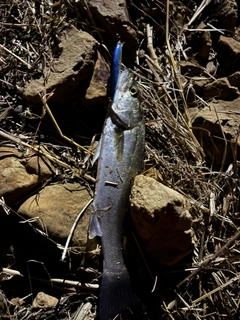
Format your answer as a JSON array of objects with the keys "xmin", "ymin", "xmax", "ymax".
[{"xmin": 110, "ymin": 69, "xmax": 143, "ymax": 129}]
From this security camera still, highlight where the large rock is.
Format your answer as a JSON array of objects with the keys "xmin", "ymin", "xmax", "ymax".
[
  {"xmin": 207, "ymin": 0, "xmax": 237, "ymax": 31},
  {"xmin": 203, "ymin": 78, "xmax": 239, "ymax": 100},
  {"xmin": 87, "ymin": 0, "xmax": 137, "ymax": 61},
  {"xmin": 130, "ymin": 175, "xmax": 194, "ymax": 266},
  {"xmin": 22, "ymin": 26, "xmax": 98, "ymax": 104},
  {"xmin": 192, "ymin": 97, "xmax": 240, "ymax": 169},
  {"xmin": 0, "ymin": 147, "xmax": 54, "ymax": 206},
  {"xmin": 18, "ymin": 183, "xmax": 92, "ymax": 248},
  {"xmin": 217, "ymin": 36, "xmax": 240, "ymax": 77}
]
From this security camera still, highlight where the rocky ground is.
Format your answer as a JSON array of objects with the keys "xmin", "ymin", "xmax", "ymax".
[{"xmin": 1, "ymin": 0, "xmax": 240, "ymax": 319}]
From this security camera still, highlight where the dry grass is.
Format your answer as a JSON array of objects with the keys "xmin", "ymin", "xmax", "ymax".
[{"xmin": 135, "ymin": 1, "xmax": 240, "ymax": 319}]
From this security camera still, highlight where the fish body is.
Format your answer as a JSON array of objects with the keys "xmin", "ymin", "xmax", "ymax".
[
  {"xmin": 89, "ymin": 69, "xmax": 145, "ymax": 320},
  {"xmin": 111, "ymin": 41, "xmax": 123, "ymax": 99}
]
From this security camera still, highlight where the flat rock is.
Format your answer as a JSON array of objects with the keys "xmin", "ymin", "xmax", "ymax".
[
  {"xmin": 192, "ymin": 97, "xmax": 240, "ymax": 169},
  {"xmin": 130, "ymin": 175, "xmax": 194, "ymax": 266},
  {"xmin": 22, "ymin": 26, "xmax": 98, "ymax": 104},
  {"xmin": 203, "ymin": 78, "xmax": 239, "ymax": 100},
  {"xmin": 18, "ymin": 183, "xmax": 92, "ymax": 248},
  {"xmin": 0, "ymin": 147, "xmax": 54, "ymax": 205}
]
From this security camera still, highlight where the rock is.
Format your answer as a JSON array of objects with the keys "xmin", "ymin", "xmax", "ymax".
[
  {"xmin": 32, "ymin": 292, "xmax": 58, "ymax": 309},
  {"xmin": 22, "ymin": 26, "xmax": 98, "ymax": 104},
  {"xmin": 196, "ymin": 29, "xmax": 212, "ymax": 61},
  {"xmin": 0, "ymin": 147, "xmax": 54, "ymax": 205},
  {"xmin": 85, "ymin": 51, "xmax": 109, "ymax": 104},
  {"xmin": 130, "ymin": 175, "xmax": 194, "ymax": 266},
  {"xmin": 18, "ymin": 183, "xmax": 92, "ymax": 248},
  {"xmin": 185, "ymin": 86, "xmax": 197, "ymax": 107},
  {"xmin": 192, "ymin": 77, "xmax": 211, "ymax": 94},
  {"xmin": 228, "ymin": 71, "xmax": 240, "ymax": 89},
  {"xmin": 188, "ymin": 107, "xmax": 201, "ymax": 124},
  {"xmin": 186, "ymin": 22, "xmax": 212, "ymax": 61},
  {"xmin": 206, "ymin": 61, "xmax": 217, "ymax": 76},
  {"xmin": 217, "ymin": 36, "xmax": 240, "ymax": 77},
  {"xmin": 179, "ymin": 61, "xmax": 203, "ymax": 77},
  {"xmin": 203, "ymin": 78, "xmax": 239, "ymax": 100},
  {"xmin": 208, "ymin": 0, "xmax": 237, "ymax": 31},
  {"xmin": 87, "ymin": 0, "xmax": 137, "ymax": 61},
  {"xmin": 0, "ymin": 146, "xmax": 22, "ymax": 158},
  {"xmin": 192, "ymin": 97, "xmax": 240, "ymax": 169}
]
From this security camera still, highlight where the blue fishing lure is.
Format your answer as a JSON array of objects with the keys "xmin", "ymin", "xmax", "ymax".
[{"xmin": 111, "ymin": 41, "xmax": 123, "ymax": 99}]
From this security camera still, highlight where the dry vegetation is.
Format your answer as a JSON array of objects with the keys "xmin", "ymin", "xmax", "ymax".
[{"xmin": 0, "ymin": 0, "xmax": 240, "ymax": 319}]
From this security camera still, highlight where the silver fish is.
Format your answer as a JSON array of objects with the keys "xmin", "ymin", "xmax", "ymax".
[{"xmin": 89, "ymin": 69, "xmax": 145, "ymax": 320}]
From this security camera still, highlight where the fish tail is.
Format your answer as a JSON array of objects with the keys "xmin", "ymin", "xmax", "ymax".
[{"xmin": 99, "ymin": 268, "xmax": 139, "ymax": 320}]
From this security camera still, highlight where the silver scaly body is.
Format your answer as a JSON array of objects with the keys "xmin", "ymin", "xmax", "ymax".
[{"xmin": 89, "ymin": 69, "xmax": 145, "ymax": 320}]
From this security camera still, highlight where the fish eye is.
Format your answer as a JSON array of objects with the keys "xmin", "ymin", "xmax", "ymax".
[{"xmin": 130, "ymin": 85, "xmax": 138, "ymax": 97}]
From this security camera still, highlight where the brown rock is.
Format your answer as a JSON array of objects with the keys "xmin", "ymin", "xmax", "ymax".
[
  {"xmin": 217, "ymin": 36, "xmax": 240, "ymax": 77},
  {"xmin": 32, "ymin": 292, "xmax": 58, "ymax": 309},
  {"xmin": 203, "ymin": 78, "xmax": 239, "ymax": 100},
  {"xmin": 192, "ymin": 97, "xmax": 240, "ymax": 169},
  {"xmin": 85, "ymin": 51, "xmax": 109, "ymax": 104},
  {"xmin": 22, "ymin": 26, "xmax": 98, "ymax": 104},
  {"xmin": 192, "ymin": 77, "xmax": 211, "ymax": 94},
  {"xmin": 87, "ymin": 0, "xmax": 137, "ymax": 60},
  {"xmin": 18, "ymin": 183, "xmax": 92, "ymax": 248},
  {"xmin": 0, "ymin": 146, "xmax": 22, "ymax": 159},
  {"xmin": 130, "ymin": 175, "xmax": 194, "ymax": 266},
  {"xmin": 209, "ymin": 0, "xmax": 237, "ymax": 31},
  {"xmin": 197, "ymin": 29, "xmax": 212, "ymax": 61},
  {"xmin": 24, "ymin": 154, "xmax": 53, "ymax": 179},
  {"xmin": 185, "ymin": 86, "xmax": 197, "ymax": 107},
  {"xmin": 0, "ymin": 147, "xmax": 53, "ymax": 205},
  {"xmin": 187, "ymin": 22, "xmax": 212, "ymax": 61},
  {"xmin": 228, "ymin": 71, "xmax": 240, "ymax": 89},
  {"xmin": 179, "ymin": 61, "xmax": 203, "ymax": 77}
]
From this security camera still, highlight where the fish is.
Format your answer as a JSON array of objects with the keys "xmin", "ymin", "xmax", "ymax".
[
  {"xmin": 89, "ymin": 69, "xmax": 145, "ymax": 320},
  {"xmin": 111, "ymin": 41, "xmax": 123, "ymax": 100}
]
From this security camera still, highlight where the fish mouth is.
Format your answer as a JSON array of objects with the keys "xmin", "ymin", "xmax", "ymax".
[{"xmin": 116, "ymin": 69, "xmax": 134, "ymax": 92}]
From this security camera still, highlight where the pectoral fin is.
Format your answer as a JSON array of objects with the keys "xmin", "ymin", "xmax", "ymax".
[
  {"xmin": 88, "ymin": 211, "xmax": 102, "ymax": 239},
  {"xmin": 92, "ymin": 136, "xmax": 102, "ymax": 166}
]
